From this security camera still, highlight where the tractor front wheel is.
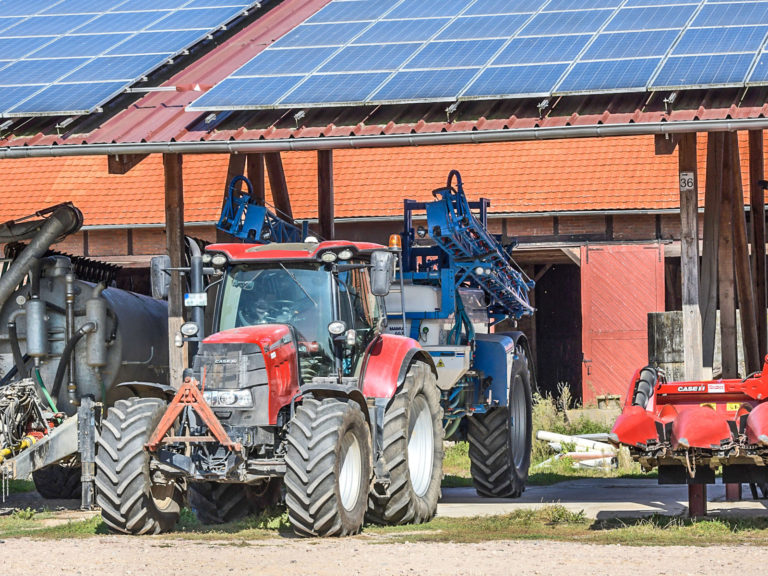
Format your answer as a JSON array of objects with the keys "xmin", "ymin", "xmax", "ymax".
[
  {"xmin": 366, "ymin": 360, "xmax": 444, "ymax": 525},
  {"xmin": 95, "ymin": 398, "xmax": 185, "ymax": 534},
  {"xmin": 284, "ymin": 397, "xmax": 371, "ymax": 537}
]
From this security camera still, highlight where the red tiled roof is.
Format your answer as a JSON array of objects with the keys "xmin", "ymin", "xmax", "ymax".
[
  {"xmin": 0, "ymin": 0, "xmax": 763, "ymax": 152},
  {"xmin": 0, "ymin": 133, "xmax": 755, "ymax": 227}
]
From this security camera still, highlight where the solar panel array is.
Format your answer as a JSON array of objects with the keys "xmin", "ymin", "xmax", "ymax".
[
  {"xmin": 0, "ymin": 0, "xmax": 264, "ymax": 117},
  {"xmin": 188, "ymin": 0, "xmax": 768, "ymax": 112}
]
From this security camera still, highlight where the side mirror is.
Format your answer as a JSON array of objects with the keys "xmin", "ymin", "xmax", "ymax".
[
  {"xmin": 150, "ymin": 255, "xmax": 171, "ymax": 300},
  {"xmin": 370, "ymin": 250, "xmax": 394, "ymax": 296}
]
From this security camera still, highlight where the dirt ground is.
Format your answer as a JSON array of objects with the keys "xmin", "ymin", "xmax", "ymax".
[{"xmin": 3, "ymin": 536, "xmax": 767, "ymax": 576}]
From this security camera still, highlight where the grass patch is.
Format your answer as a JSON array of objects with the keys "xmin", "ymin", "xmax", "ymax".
[
  {"xmin": 7, "ymin": 480, "xmax": 35, "ymax": 494},
  {"xmin": 367, "ymin": 508, "xmax": 768, "ymax": 546}
]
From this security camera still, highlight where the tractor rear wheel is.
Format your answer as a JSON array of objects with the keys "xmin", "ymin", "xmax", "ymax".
[
  {"xmin": 189, "ymin": 479, "xmax": 282, "ymax": 525},
  {"xmin": 467, "ymin": 343, "xmax": 533, "ymax": 498},
  {"xmin": 95, "ymin": 397, "xmax": 184, "ymax": 534},
  {"xmin": 32, "ymin": 461, "xmax": 81, "ymax": 499},
  {"xmin": 284, "ymin": 397, "xmax": 371, "ymax": 537},
  {"xmin": 366, "ymin": 361, "xmax": 444, "ymax": 525}
]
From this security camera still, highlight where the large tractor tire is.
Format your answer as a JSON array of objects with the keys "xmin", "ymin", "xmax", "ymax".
[
  {"xmin": 467, "ymin": 343, "xmax": 533, "ymax": 498},
  {"xmin": 367, "ymin": 361, "xmax": 444, "ymax": 525},
  {"xmin": 32, "ymin": 462, "xmax": 81, "ymax": 500},
  {"xmin": 284, "ymin": 397, "xmax": 371, "ymax": 537},
  {"xmin": 95, "ymin": 397, "xmax": 184, "ymax": 535},
  {"xmin": 189, "ymin": 478, "xmax": 282, "ymax": 525}
]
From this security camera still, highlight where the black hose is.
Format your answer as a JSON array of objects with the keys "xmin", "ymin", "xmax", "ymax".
[
  {"xmin": 8, "ymin": 321, "xmax": 28, "ymax": 379},
  {"xmin": 0, "ymin": 354, "xmax": 29, "ymax": 387},
  {"xmin": 51, "ymin": 321, "xmax": 96, "ymax": 399}
]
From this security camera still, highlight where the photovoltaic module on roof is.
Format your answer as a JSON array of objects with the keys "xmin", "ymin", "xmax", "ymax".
[
  {"xmin": 187, "ymin": 0, "xmax": 768, "ymax": 112},
  {"xmin": 0, "ymin": 0, "xmax": 268, "ymax": 117}
]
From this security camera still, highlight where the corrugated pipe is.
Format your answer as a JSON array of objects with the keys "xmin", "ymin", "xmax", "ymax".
[
  {"xmin": 0, "ymin": 204, "xmax": 83, "ymax": 308},
  {"xmin": 2, "ymin": 118, "xmax": 768, "ymax": 158}
]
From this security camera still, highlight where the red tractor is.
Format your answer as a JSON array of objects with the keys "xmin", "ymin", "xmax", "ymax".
[{"xmin": 95, "ymin": 240, "xmax": 445, "ymax": 536}]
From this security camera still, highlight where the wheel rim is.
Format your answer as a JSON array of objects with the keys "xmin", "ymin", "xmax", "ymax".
[
  {"xmin": 510, "ymin": 373, "xmax": 528, "ymax": 468},
  {"xmin": 150, "ymin": 479, "xmax": 176, "ymax": 512},
  {"xmin": 339, "ymin": 430, "xmax": 363, "ymax": 511},
  {"xmin": 408, "ymin": 395, "xmax": 434, "ymax": 497}
]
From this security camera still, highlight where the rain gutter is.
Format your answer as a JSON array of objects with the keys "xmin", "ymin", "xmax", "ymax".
[{"xmin": 3, "ymin": 117, "xmax": 768, "ymax": 159}]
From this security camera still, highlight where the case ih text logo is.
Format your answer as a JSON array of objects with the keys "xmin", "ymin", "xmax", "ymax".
[
  {"xmin": 677, "ymin": 385, "xmax": 706, "ymax": 392},
  {"xmin": 214, "ymin": 358, "xmax": 238, "ymax": 365}
]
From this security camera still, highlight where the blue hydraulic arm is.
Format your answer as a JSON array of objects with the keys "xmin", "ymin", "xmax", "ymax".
[
  {"xmin": 401, "ymin": 170, "xmax": 534, "ymax": 320},
  {"xmin": 217, "ymin": 175, "xmax": 307, "ymax": 243}
]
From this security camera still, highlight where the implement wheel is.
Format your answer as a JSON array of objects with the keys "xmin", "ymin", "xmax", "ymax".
[
  {"xmin": 467, "ymin": 343, "xmax": 533, "ymax": 498},
  {"xmin": 367, "ymin": 360, "xmax": 444, "ymax": 525},
  {"xmin": 284, "ymin": 397, "xmax": 371, "ymax": 537},
  {"xmin": 189, "ymin": 479, "xmax": 282, "ymax": 525},
  {"xmin": 95, "ymin": 398, "xmax": 185, "ymax": 534},
  {"xmin": 33, "ymin": 462, "xmax": 81, "ymax": 500}
]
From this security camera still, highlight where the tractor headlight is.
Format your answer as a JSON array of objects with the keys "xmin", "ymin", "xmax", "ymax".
[{"xmin": 203, "ymin": 389, "xmax": 253, "ymax": 408}]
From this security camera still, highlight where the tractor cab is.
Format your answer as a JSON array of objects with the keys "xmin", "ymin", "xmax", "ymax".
[{"xmin": 206, "ymin": 240, "xmax": 392, "ymax": 384}]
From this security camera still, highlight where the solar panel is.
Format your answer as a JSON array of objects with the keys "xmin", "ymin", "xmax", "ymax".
[
  {"xmin": 189, "ymin": 0, "xmax": 768, "ymax": 112},
  {"xmin": 0, "ymin": 0, "xmax": 267, "ymax": 117}
]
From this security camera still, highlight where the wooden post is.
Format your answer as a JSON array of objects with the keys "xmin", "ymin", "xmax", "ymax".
[
  {"xmin": 720, "ymin": 134, "xmax": 738, "ymax": 378},
  {"xmin": 700, "ymin": 132, "xmax": 723, "ymax": 373},
  {"xmin": 246, "ymin": 153, "xmax": 265, "ymax": 206},
  {"xmin": 730, "ymin": 132, "xmax": 760, "ymax": 373},
  {"xmin": 688, "ymin": 484, "xmax": 707, "ymax": 517},
  {"xmin": 163, "ymin": 153, "xmax": 187, "ymax": 387},
  {"xmin": 678, "ymin": 133, "xmax": 703, "ymax": 381},
  {"xmin": 749, "ymin": 130, "xmax": 767, "ymax": 361},
  {"xmin": 264, "ymin": 152, "xmax": 293, "ymax": 222},
  {"xmin": 318, "ymin": 150, "xmax": 334, "ymax": 240}
]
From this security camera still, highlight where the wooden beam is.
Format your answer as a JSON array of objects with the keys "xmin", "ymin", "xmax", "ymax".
[
  {"xmin": 655, "ymin": 133, "xmax": 679, "ymax": 155},
  {"xmin": 749, "ymin": 130, "xmax": 767, "ymax": 361},
  {"xmin": 246, "ymin": 153, "xmax": 265, "ymax": 206},
  {"xmin": 688, "ymin": 484, "xmax": 707, "ymax": 517},
  {"xmin": 678, "ymin": 132, "xmax": 703, "ymax": 381},
  {"xmin": 700, "ymin": 132, "xmax": 723, "ymax": 371},
  {"xmin": 107, "ymin": 153, "xmax": 149, "ymax": 174},
  {"xmin": 264, "ymin": 152, "xmax": 293, "ymax": 222},
  {"xmin": 730, "ymin": 131, "xmax": 760, "ymax": 373},
  {"xmin": 317, "ymin": 150, "xmax": 334, "ymax": 240},
  {"xmin": 720, "ymin": 134, "xmax": 738, "ymax": 378},
  {"xmin": 163, "ymin": 153, "xmax": 187, "ymax": 387}
]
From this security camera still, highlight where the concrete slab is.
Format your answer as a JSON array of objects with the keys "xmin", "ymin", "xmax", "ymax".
[{"xmin": 437, "ymin": 478, "xmax": 768, "ymax": 520}]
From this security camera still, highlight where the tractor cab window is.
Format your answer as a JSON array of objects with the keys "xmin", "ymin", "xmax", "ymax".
[
  {"xmin": 219, "ymin": 264, "xmax": 335, "ymax": 379},
  {"xmin": 337, "ymin": 264, "xmax": 381, "ymax": 375}
]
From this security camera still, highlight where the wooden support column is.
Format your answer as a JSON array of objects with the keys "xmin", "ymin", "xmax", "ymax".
[
  {"xmin": 678, "ymin": 133, "xmax": 703, "ymax": 381},
  {"xmin": 246, "ymin": 153, "xmax": 265, "ymax": 206},
  {"xmin": 720, "ymin": 134, "xmax": 738, "ymax": 378},
  {"xmin": 700, "ymin": 132, "xmax": 723, "ymax": 372},
  {"xmin": 317, "ymin": 150, "xmax": 334, "ymax": 240},
  {"xmin": 163, "ymin": 153, "xmax": 187, "ymax": 387},
  {"xmin": 264, "ymin": 152, "xmax": 293, "ymax": 222},
  {"xmin": 730, "ymin": 132, "xmax": 760, "ymax": 373},
  {"xmin": 749, "ymin": 130, "xmax": 767, "ymax": 361}
]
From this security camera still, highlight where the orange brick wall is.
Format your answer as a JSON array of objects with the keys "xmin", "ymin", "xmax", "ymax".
[
  {"xmin": 558, "ymin": 215, "xmax": 606, "ymax": 236},
  {"xmin": 87, "ymin": 229, "xmax": 128, "ymax": 257},
  {"xmin": 504, "ymin": 217, "xmax": 555, "ymax": 237},
  {"xmin": 612, "ymin": 214, "xmax": 657, "ymax": 241}
]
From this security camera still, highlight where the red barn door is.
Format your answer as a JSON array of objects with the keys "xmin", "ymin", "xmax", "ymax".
[{"xmin": 581, "ymin": 244, "xmax": 665, "ymax": 405}]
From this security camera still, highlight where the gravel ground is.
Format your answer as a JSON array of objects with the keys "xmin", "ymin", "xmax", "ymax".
[{"xmin": 2, "ymin": 536, "xmax": 767, "ymax": 576}]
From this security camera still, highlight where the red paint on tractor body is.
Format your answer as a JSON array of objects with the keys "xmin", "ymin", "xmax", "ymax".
[
  {"xmin": 610, "ymin": 405, "xmax": 660, "ymax": 448},
  {"xmin": 204, "ymin": 325, "xmax": 299, "ymax": 425},
  {"xmin": 361, "ymin": 334, "xmax": 422, "ymax": 399}
]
